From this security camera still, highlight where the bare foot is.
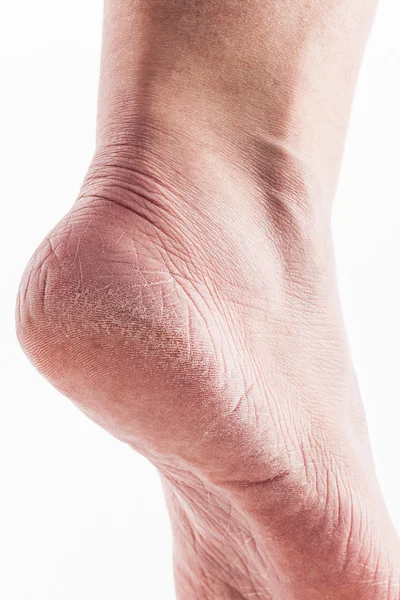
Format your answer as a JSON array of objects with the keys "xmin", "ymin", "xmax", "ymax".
[{"xmin": 17, "ymin": 0, "xmax": 400, "ymax": 598}]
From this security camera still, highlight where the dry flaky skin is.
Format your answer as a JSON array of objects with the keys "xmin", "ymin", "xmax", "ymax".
[{"xmin": 16, "ymin": 0, "xmax": 400, "ymax": 598}]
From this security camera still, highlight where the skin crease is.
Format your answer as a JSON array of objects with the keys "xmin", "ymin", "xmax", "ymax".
[{"xmin": 16, "ymin": 0, "xmax": 400, "ymax": 598}]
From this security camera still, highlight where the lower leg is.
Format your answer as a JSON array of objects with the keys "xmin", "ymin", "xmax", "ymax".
[{"xmin": 97, "ymin": 0, "xmax": 376, "ymax": 197}]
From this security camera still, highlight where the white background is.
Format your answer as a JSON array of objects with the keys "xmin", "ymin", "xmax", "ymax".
[{"xmin": 0, "ymin": 1, "xmax": 399, "ymax": 598}]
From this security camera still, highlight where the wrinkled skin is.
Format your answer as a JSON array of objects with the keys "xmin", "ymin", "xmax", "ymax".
[{"xmin": 16, "ymin": 1, "xmax": 400, "ymax": 598}]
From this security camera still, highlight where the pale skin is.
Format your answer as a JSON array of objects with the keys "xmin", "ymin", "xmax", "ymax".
[{"xmin": 16, "ymin": 0, "xmax": 400, "ymax": 598}]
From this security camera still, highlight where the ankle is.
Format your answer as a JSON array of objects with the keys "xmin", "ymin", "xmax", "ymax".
[
  {"xmin": 82, "ymin": 131, "xmax": 334, "ymax": 299},
  {"xmin": 87, "ymin": 115, "xmax": 329, "ymax": 235}
]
